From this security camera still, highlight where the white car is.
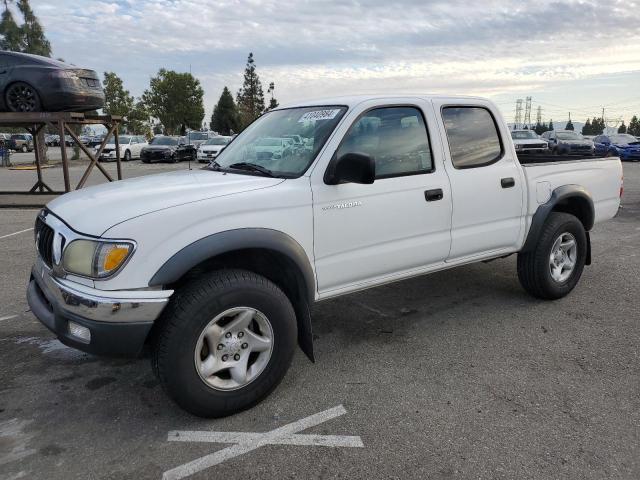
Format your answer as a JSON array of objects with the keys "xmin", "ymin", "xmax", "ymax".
[
  {"xmin": 28, "ymin": 94, "xmax": 623, "ymax": 418},
  {"xmin": 99, "ymin": 135, "xmax": 148, "ymax": 162},
  {"xmin": 511, "ymin": 129, "xmax": 548, "ymax": 154},
  {"xmin": 196, "ymin": 136, "xmax": 232, "ymax": 163}
]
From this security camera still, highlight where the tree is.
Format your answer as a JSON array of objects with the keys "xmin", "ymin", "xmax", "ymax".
[
  {"xmin": 236, "ymin": 53, "xmax": 265, "ymax": 129},
  {"xmin": 590, "ymin": 117, "xmax": 605, "ymax": 135},
  {"xmin": 17, "ymin": 0, "xmax": 50, "ymax": 56},
  {"xmin": 266, "ymin": 82, "xmax": 279, "ymax": 111},
  {"xmin": 618, "ymin": 122, "xmax": 627, "ymax": 134},
  {"xmin": 582, "ymin": 119, "xmax": 592, "ymax": 135},
  {"xmin": 628, "ymin": 115, "xmax": 640, "ymax": 136},
  {"xmin": 548, "ymin": 119, "xmax": 554, "ymax": 131},
  {"xmin": 565, "ymin": 119, "xmax": 574, "ymax": 131},
  {"xmin": 0, "ymin": 7, "xmax": 22, "ymax": 51},
  {"xmin": 127, "ymin": 100, "xmax": 151, "ymax": 136},
  {"xmin": 142, "ymin": 69, "xmax": 205, "ymax": 135},
  {"xmin": 102, "ymin": 72, "xmax": 134, "ymax": 118},
  {"xmin": 210, "ymin": 86, "xmax": 240, "ymax": 135}
]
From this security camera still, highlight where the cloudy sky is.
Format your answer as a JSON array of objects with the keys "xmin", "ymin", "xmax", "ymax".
[{"xmin": 26, "ymin": 0, "xmax": 640, "ymax": 126}]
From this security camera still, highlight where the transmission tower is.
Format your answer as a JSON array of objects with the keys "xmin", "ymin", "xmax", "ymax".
[
  {"xmin": 514, "ymin": 99, "xmax": 523, "ymax": 129},
  {"xmin": 536, "ymin": 106, "xmax": 542, "ymax": 125},
  {"xmin": 523, "ymin": 97, "xmax": 532, "ymax": 129}
]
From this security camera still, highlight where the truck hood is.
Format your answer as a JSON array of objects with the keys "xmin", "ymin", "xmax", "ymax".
[{"xmin": 47, "ymin": 169, "xmax": 284, "ymax": 235}]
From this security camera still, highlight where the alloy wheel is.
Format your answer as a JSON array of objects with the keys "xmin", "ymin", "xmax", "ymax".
[{"xmin": 194, "ymin": 307, "xmax": 274, "ymax": 391}]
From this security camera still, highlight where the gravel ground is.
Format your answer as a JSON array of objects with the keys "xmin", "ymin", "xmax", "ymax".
[{"xmin": 0, "ymin": 163, "xmax": 638, "ymax": 480}]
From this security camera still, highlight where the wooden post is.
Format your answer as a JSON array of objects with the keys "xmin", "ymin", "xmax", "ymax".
[
  {"xmin": 58, "ymin": 120, "xmax": 71, "ymax": 192},
  {"xmin": 114, "ymin": 122, "xmax": 122, "ymax": 180}
]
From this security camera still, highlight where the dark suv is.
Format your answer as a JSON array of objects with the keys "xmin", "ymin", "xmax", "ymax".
[{"xmin": 9, "ymin": 134, "xmax": 34, "ymax": 152}]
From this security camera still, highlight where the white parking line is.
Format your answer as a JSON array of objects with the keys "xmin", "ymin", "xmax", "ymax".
[
  {"xmin": 0, "ymin": 228, "xmax": 33, "ymax": 240},
  {"xmin": 163, "ymin": 405, "xmax": 363, "ymax": 480},
  {"xmin": 0, "ymin": 315, "xmax": 18, "ymax": 322}
]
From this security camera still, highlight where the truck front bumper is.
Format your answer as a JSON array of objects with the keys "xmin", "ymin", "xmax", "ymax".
[{"xmin": 27, "ymin": 259, "xmax": 172, "ymax": 357}]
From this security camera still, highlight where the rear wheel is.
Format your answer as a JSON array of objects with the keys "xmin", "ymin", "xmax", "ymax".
[
  {"xmin": 124, "ymin": 150, "xmax": 131, "ymax": 161},
  {"xmin": 517, "ymin": 212, "xmax": 587, "ymax": 299},
  {"xmin": 5, "ymin": 82, "xmax": 42, "ymax": 112},
  {"xmin": 151, "ymin": 269, "xmax": 297, "ymax": 418}
]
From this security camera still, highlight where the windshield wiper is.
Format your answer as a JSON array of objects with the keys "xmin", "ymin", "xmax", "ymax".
[
  {"xmin": 207, "ymin": 160, "xmax": 222, "ymax": 171},
  {"xmin": 228, "ymin": 162, "xmax": 275, "ymax": 177}
]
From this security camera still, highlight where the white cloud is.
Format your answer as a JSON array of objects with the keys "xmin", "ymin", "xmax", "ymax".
[{"xmin": 29, "ymin": 0, "xmax": 640, "ymax": 120}]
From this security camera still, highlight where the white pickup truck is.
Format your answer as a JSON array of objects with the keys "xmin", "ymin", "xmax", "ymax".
[{"xmin": 27, "ymin": 95, "xmax": 623, "ymax": 417}]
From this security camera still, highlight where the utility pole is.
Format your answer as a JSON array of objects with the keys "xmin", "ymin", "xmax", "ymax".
[
  {"xmin": 524, "ymin": 96, "xmax": 532, "ymax": 129},
  {"xmin": 514, "ymin": 99, "xmax": 523, "ymax": 129},
  {"xmin": 536, "ymin": 106, "xmax": 542, "ymax": 126}
]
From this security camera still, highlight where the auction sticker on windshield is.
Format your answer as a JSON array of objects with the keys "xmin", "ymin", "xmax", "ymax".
[{"xmin": 298, "ymin": 109, "xmax": 342, "ymax": 122}]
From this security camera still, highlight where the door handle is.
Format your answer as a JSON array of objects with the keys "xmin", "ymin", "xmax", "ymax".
[
  {"xmin": 424, "ymin": 188, "xmax": 443, "ymax": 202},
  {"xmin": 501, "ymin": 177, "xmax": 515, "ymax": 188}
]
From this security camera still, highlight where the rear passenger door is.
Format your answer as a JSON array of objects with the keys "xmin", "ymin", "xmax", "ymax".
[{"xmin": 434, "ymin": 101, "xmax": 526, "ymax": 260}]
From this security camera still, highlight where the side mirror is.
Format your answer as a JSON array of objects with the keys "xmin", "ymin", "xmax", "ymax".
[{"xmin": 325, "ymin": 152, "xmax": 375, "ymax": 185}]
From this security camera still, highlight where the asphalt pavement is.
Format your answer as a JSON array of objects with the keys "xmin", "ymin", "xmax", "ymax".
[{"xmin": 0, "ymin": 163, "xmax": 639, "ymax": 480}]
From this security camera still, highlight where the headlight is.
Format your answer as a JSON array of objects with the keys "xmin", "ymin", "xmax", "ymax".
[{"xmin": 63, "ymin": 240, "xmax": 134, "ymax": 278}]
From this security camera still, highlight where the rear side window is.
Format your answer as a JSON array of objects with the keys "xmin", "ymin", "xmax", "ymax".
[
  {"xmin": 442, "ymin": 106, "xmax": 503, "ymax": 168},
  {"xmin": 336, "ymin": 106, "xmax": 434, "ymax": 179}
]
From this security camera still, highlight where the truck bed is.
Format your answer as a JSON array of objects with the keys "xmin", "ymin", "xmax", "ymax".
[{"xmin": 520, "ymin": 155, "xmax": 622, "ymax": 226}]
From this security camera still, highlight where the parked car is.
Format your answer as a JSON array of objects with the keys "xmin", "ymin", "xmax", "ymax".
[
  {"xmin": 252, "ymin": 136, "xmax": 294, "ymax": 161},
  {"xmin": 27, "ymin": 95, "xmax": 624, "ymax": 418},
  {"xmin": 99, "ymin": 135, "xmax": 148, "ymax": 162},
  {"xmin": 44, "ymin": 134, "xmax": 60, "ymax": 146},
  {"xmin": 546, "ymin": 130, "xmax": 594, "ymax": 155},
  {"xmin": 196, "ymin": 136, "xmax": 232, "ymax": 163},
  {"xmin": 593, "ymin": 133, "xmax": 640, "ymax": 161},
  {"xmin": 0, "ymin": 51, "xmax": 104, "ymax": 112},
  {"xmin": 185, "ymin": 131, "xmax": 212, "ymax": 149},
  {"xmin": 9, "ymin": 133, "xmax": 34, "ymax": 152},
  {"xmin": 88, "ymin": 135, "xmax": 105, "ymax": 148},
  {"xmin": 510, "ymin": 129, "xmax": 548, "ymax": 154},
  {"xmin": 140, "ymin": 136, "xmax": 196, "ymax": 163}
]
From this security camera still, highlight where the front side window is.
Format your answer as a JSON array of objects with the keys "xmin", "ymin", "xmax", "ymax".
[
  {"xmin": 214, "ymin": 106, "xmax": 347, "ymax": 178},
  {"xmin": 442, "ymin": 107, "xmax": 503, "ymax": 168},
  {"xmin": 336, "ymin": 106, "xmax": 433, "ymax": 178}
]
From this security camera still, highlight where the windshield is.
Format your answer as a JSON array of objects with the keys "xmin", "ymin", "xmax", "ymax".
[
  {"xmin": 556, "ymin": 132, "xmax": 582, "ymax": 140},
  {"xmin": 150, "ymin": 136, "xmax": 178, "ymax": 146},
  {"xmin": 214, "ymin": 106, "xmax": 347, "ymax": 177},
  {"xmin": 511, "ymin": 131, "xmax": 538, "ymax": 139},
  {"xmin": 204, "ymin": 137, "xmax": 230, "ymax": 146},
  {"xmin": 188, "ymin": 132, "xmax": 209, "ymax": 140},
  {"xmin": 610, "ymin": 134, "xmax": 637, "ymax": 144}
]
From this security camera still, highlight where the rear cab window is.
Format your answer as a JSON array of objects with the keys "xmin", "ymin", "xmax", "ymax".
[{"xmin": 441, "ymin": 106, "xmax": 503, "ymax": 168}]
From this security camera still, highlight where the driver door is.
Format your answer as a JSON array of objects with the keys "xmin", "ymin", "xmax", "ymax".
[{"xmin": 310, "ymin": 100, "xmax": 452, "ymax": 295}]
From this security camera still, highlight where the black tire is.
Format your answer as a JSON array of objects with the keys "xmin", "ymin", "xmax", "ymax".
[
  {"xmin": 141, "ymin": 158, "xmax": 149, "ymax": 163},
  {"xmin": 170, "ymin": 154, "xmax": 177, "ymax": 163},
  {"xmin": 517, "ymin": 212, "xmax": 587, "ymax": 300},
  {"xmin": 124, "ymin": 150, "xmax": 131, "ymax": 161},
  {"xmin": 151, "ymin": 269, "xmax": 297, "ymax": 418},
  {"xmin": 5, "ymin": 82, "xmax": 42, "ymax": 112}
]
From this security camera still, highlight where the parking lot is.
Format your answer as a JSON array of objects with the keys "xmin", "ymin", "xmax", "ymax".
[{"xmin": 1, "ymin": 162, "xmax": 639, "ymax": 480}]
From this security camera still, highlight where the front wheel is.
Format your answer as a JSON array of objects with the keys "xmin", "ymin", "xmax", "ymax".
[
  {"xmin": 517, "ymin": 212, "xmax": 587, "ymax": 300},
  {"xmin": 151, "ymin": 269, "xmax": 297, "ymax": 417}
]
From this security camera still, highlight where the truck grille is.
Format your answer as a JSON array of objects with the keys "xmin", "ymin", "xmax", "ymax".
[{"xmin": 35, "ymin": 217, "xmax": 55, "ymax": 268}]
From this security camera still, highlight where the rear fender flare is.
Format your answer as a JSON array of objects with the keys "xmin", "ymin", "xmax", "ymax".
[{"xmin": 521, "ymin": 185, "xmax": 594, "ymax": 257}]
